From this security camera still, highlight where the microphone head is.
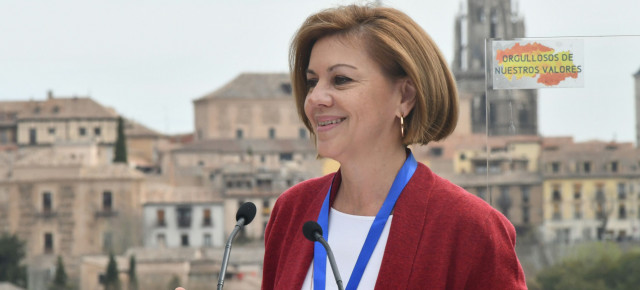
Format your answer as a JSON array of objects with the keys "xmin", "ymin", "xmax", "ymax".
[
  {"xmin": 236, "ymin": 202, "xmax": 257, "ymax": 225},
  {"xmin": 302, "ymin": 221, "xmax": 323, "ymax": 242}
]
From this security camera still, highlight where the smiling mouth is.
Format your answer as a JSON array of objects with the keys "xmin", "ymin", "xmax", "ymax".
[{"xmin": 318, "ymin": 118, "xmax": 346, "ymax": 127}]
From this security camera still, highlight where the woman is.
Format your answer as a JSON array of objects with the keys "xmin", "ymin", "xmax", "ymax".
[{"xmin": 264, "ymin": 4, "xmax": 526, "ymax": 290}]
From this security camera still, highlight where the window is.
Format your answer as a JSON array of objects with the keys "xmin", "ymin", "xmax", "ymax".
[
  {"xmin": 29, "ymin": 128, "xmax": 36, "ymax": 145},
  {"xmin": 263, "ymin": 199, "xmax": 271, "ymax": 215},
  {"xmin": 0, "ymin": 131, "xmax": 7, "ymax": 144},
  {"xmin": 43, "ymin": 192, "xmax": 52, "ymax": 212},
  {"xmin": 157, "ymin": 234, "xmax": 166, "ymax": 247},
  {"xmin": 497, "ymin": 186, "xmax": 512, "ymax": 218},
  {"xmin": 521, "ymin": 186, "xmax": 530, "ymax": 204},
  {"xmin": 44, "ymin": 233, "xmax": 53, "ymax": 254},
  {"xmin": 552, "ymin": 185, "xmax": 561, "ymax": 201},
  {"xmin": 573, "ymin": 184, "xmax": 582, "ymax": 200},
  {"xmin": 236, "ymin": 129, "xmax": 243, "ymax": 139},
  {"xmin": 181, "ymin": 234, "xmax": 189, "ymax": 247},
  {"xmin": 618, "ymin": 183, "xmax": 626, "ymax": 200},
  {"xmin": 268, "ymin": 128, "xmax": 276, "ymax": 139},
  {"xmin": 157, "ymin": 210, "xmax": 166, "ymax": 227},
  {"xmin": 279, "ymin": 153, "xmax": 293, "ymax": 161},
  {"xmin": 477, "ymin": 186, "xmax": 487, "ymax": 200},
  {"xmin": 619, "ymin": 205, "xmax": 627, "ymax": 219},
  {"xmin": 299, "ymin": 128, "xmax": 307, "ymax": 139},
  {"xmin": 94, "ymin": 127, "xmax": 101, "ymax": 136},
  {"xmin": 102, "ymin": 191, "xmax": 112, "ymax": 211},
  {"xmin": 522, "ymin": 206, "xmax": 530, "ymax": 224},
  {"xmin": 203, "ymin": 209, "xmax": 212, "ymax": 227},
  {"xmin": 583, "ymin": 162, "xmax": 591, "ymax": 173},
  {"xmin": 611, "ymin": 161, "xmax": 618, "ymax": 172},
  {"xmin": 204, "ymin": 234, "xmax": 212, "ymax": 247},
  {"xmin": 257, "ymin": 179, "xmax": 272, "ymax": 190},
  {"xmin": 79, "ymin": 127, "xmax": 86, "ymax": 136},
  {"xmin": 48, "ymin": 127, "xmax": 56, "ymax": 135},
  {"xmin": 574, "ymin": 204, "xmax": 582, "ymax": 219},
  {"xmin": 429, "ymin": 147, "xmax": 443, "ymax": 157},
  {"xmin": 551, "ymin": 162, "xmax": 560, "ymax": 173},
  {"xmin": 177, "ymin": 207, "xmax": 192, "ymax": 228}
]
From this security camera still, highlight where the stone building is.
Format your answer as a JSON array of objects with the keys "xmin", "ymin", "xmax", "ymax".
[
  {"xmin": 193, "ymin": 73, "xmax": 307, "ymax": 141},
  {"xmin": 0, "ymin": 142, "xmax": 144, "ymax": 285},
  {"xmin": 540, "ymin": 137, "xmax": 640, "ymax": 243},
  {"xmin": 418, "ymin": 134, "xmax": 544, "ymax": 234},
  {"xmin": 142, "ymin": 185, "xmax": 225, "ymax": 249},
  {"xmin": 452, "ymin": 0, "xmax": 537, "ymax": 136},
  {"xmin": 176, "ymin": 73, "xmax": 323, "ymax": 240},
  {"xmin": 0, "ymin": 91, "xmax": 118, "ymax": 148}
]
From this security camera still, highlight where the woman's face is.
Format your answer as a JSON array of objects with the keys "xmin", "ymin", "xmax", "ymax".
[{"xmin": 304, "ymin": 35, "xmax": 407, "ymax": 162}]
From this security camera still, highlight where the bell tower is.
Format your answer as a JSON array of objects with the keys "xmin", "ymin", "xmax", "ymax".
[{"xmin": 452, "ymin": 0, "xmax": 537, "ymax": 136}]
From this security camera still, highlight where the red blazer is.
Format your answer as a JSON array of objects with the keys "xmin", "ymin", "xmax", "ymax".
[{"xmin": 262, "ymin": 163, "xmax": 527, "ymax": 289}]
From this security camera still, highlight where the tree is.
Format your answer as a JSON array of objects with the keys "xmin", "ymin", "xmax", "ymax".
[
  {"xmin": 113, "ymin": 116, "xmax": 127, "ymax": 163},
  {"xmin": 167, "ymin": 275, "xmax": 181, "ymax": 290},
  {"xmin": 127, "ymin": 255, "xmax": 138, "ymax": 290},
  {"xmin": 104, "ymin": 252, "xmax": 121, "ymax": 290},
  {"xmin": 537, "ymin": 242, "xmax": 640, "ymax": 290},
  {"xmin": 0, "ymin": 233, "xmax": 27, "ymax": 287},
  {"xmin": 50, "ymin": 256, "xmax": 69, "ymax": 290}
]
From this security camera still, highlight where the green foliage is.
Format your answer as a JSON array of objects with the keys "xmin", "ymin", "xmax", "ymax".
[
  {"xmin": 537, "ymin": 242, "xmax": 640, "ymax": 290},
  {"xmin": 113, "ymin": 116, "xmax": 127, "ymax": 163},
  {"xmin": 0, "ymin": 233, "xmax": 27, "ymax": 287},
  {"xmin": 168, "ymin": 275, "xmax": 181, "ymax": 290},
  {"xmin": 127, "ymin": 255, "xmax": 138, "ymax": 290},
  {"xmin": 50, "ymin": 256, "xmax": 69, "ymax": 290},
  {"xmin": 104, "ymin": 253, "xmax": 121, "ymax": 290}
]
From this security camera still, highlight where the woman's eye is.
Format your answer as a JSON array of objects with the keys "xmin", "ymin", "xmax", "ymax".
[
  {"xmin": 306, "ymin": 79, "xmax": 318, "ymax": 90},
  {"xmin": 334, "ymin": 76, "xmax": 352, "ymax": 85}
]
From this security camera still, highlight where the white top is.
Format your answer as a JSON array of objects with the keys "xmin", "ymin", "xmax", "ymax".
[{"xmin": 301, "ymin": 208, "xmax": 393, "ymax": 290}]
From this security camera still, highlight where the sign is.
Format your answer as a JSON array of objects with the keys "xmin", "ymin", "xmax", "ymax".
[{"xmin": 492, "ymin": 39, "xmax": 584, "ymax": 89}]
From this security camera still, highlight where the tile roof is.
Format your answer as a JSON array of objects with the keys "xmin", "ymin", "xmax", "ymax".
[
  {"xmin": 0, "ymin": 96, "xmax": 118, "ymax": 121},
  {"xmin": 124, "ymin": 118, "xmax": 162, "ymax": 138},
  {"xmin": 195, "ymin": 72, "xmax": 292, "ymax": 101}
]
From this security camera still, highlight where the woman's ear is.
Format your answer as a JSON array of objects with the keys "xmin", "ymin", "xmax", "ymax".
[{"xmin": 397, "ymin": 78, "xmax": 417, "ymax": 117}]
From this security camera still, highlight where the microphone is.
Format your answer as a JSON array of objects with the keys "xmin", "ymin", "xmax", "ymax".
[
  {"xmin": 217, "ymin": 202, "xmax": 256, "ymax": 290},
  {"xmin": 302, "ymin": 221, "xmax": 344, "ymax": 290}
]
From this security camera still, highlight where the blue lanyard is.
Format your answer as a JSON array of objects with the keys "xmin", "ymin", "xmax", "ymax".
[{"xmin": 313, "ymin": 152, "xmax": 418, "ymax": 290}]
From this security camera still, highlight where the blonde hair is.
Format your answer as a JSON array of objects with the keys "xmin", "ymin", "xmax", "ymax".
[{"xmin": 290, "ymin": 4, "xmax": 458, "ymax": 145}]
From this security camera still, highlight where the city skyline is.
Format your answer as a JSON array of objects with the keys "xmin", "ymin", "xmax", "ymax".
[{"xmin": 2, "ymin": 0, "xmax": 640, "ymax": 142}]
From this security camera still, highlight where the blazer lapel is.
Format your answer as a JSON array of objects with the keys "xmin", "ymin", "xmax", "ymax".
[{"xmin": 375, "ymin": 164, "xmax": 431, "ymax": 289}]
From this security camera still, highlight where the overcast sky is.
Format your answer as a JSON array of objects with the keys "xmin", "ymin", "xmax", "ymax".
[{"xmin": 1, "ymin": 0, "xmax": 639, "ymax": 143}]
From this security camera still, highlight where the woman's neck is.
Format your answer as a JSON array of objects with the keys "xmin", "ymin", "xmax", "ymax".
[{"xmin": 332, "ymin": 145, "xmax": 408, "ymax": 216}]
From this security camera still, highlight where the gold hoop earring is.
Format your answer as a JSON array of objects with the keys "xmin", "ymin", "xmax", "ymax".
[{"xmin": 400, "ymin": 115, "xmax": 405, "ymax": 138}]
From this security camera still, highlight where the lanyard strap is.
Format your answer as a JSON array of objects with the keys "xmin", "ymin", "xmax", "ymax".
[{"xmin": 313, "ymin": 152, "xmax": 418, "ymax": 290}]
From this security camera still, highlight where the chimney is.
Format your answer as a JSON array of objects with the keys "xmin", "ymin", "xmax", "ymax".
[{"xmin": 47, "ymin": 90, "xmax": 54, "ymax": 100}]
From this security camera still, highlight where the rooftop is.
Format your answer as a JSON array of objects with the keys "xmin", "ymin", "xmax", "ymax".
[{"xmin": 195, "ymin": 72, "xmax": 291, "ymax": 101}]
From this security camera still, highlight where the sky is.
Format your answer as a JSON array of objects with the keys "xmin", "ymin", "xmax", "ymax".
[{"xmin": 1, "ymin": 0, "xmax": 640, "ymax": 142}]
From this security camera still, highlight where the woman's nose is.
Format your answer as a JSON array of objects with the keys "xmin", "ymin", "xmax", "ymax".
[{"xmin": 305, "ymin": 82, "xmax": 333, "ymax": 107}]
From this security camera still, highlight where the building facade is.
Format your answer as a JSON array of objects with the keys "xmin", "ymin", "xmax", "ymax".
[
  {"xmin": 540, "ymin": 138, "xmax": 640, "ymax": 243},
  {"xmin": 0, "ymin": 143, "xmax": 144, "ymax": 279}
]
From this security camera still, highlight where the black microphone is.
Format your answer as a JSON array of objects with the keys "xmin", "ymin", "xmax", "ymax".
[
  {"xmin": 217, "ymin": 202, "xmax": 256, "ymax": 290},
  {"xmin": 302, "ymin": 221, "xmax": 344, "ymax": 290}
]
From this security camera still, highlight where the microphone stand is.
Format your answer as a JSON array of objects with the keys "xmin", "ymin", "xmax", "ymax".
[
  {"xmin": 314, "ymin": 232, "xmax": 344, "ymax": 290},
  {"xmin": 217, "ymin": 217, "xmax": 245, "ymax": 290}
]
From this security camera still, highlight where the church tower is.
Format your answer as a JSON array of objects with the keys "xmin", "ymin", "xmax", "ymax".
[{"xmin": 452, "ymin": 0, "xmax": 538, "ymax": 136}]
